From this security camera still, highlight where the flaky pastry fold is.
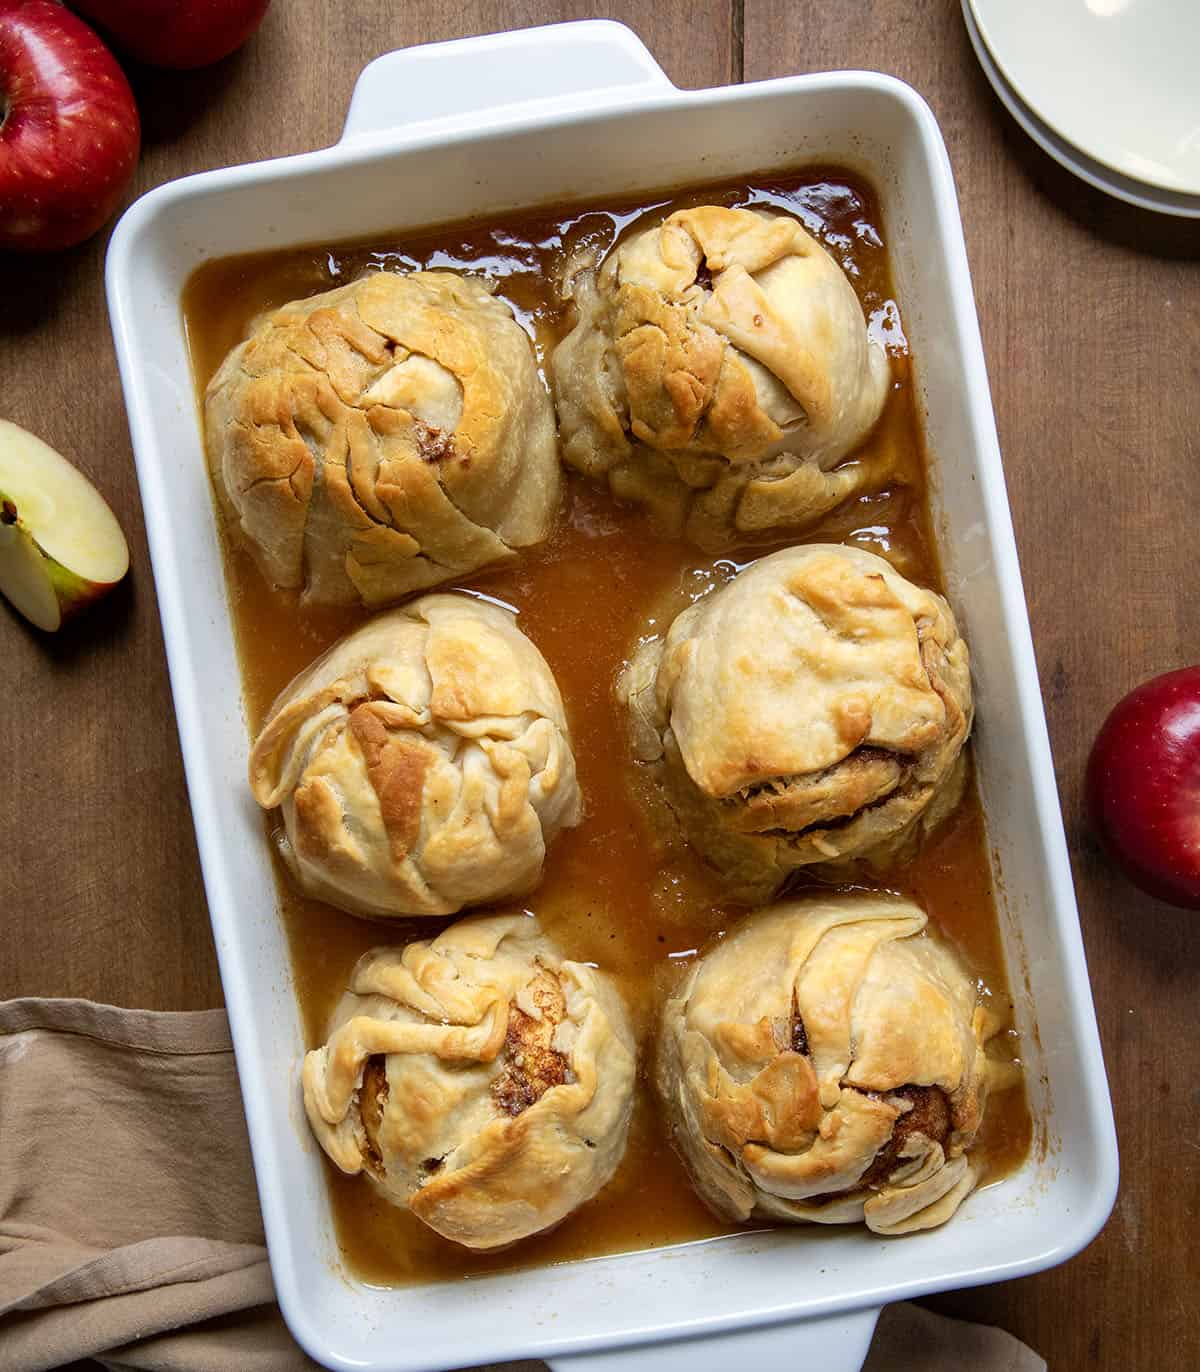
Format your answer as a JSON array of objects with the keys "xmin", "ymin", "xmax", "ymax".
[
  {"xmin": 303, "ymin": 913, "xmax": 636, "ymax": 1249},
  {"xmin": 552, "ymin": 206, "xmax": 890, "ymax": 548},
  {"xmin": 619, "ymin": 544, "xmax": 972, "ymax": 898},
  {"xmin": 250, "ymin": 594, "xmax": 581, "ymax": 918},
  {"xmin": 658, "ymin": 892, "xmax": 1005, "ymax": 1235},
  {"xmin": 207, "ymin": 270, "xmax": 560, "ymax": 606}
]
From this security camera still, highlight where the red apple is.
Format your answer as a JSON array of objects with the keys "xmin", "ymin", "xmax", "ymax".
[
  {"xmin": 1086, "ymin": 666, "xmax": 1200, "ymax": 909},
  {"xmin": 0, "ymin": 0, "xmax": 139, "ymax": 252},
  {"xmin": 67, "ymin": 0, "xmax": 271, "ymax": 69}
]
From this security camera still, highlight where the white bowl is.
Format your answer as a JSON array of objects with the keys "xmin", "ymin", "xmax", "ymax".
[{"xmin": 105, "ymin": 23, "xmax": 1118, "ymax": 1372}]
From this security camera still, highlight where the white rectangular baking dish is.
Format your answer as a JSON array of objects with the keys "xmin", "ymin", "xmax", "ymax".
[{"xmin": 105, "ymin": 22, "xmax": 1118, "ymax": 1372}]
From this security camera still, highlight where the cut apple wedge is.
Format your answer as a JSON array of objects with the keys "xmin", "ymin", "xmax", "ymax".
[{"xmin": 0, "ymin": 420, "xmax": 130, "ymax": 632}]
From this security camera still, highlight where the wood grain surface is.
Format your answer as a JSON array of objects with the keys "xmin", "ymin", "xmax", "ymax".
[{"xmin": 2, "ymin": 1, "xmax": 1197, "ymax": 1369}]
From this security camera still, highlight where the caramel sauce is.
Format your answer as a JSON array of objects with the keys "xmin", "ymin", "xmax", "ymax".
[{"xmin": 183, "ymin": 170, "xmax": 1032, "ymax": 1287}]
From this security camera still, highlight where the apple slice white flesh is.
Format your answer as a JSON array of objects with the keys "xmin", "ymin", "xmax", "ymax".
[{"xmin": 0, "ymin": 420, "xmax": 130, "ymax": 632}]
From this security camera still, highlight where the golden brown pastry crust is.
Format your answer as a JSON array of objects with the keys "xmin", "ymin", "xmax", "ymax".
[
  {"xmin": 619, "ymin": 544, "xmax": 972, "ymax": 900},
  {"xmin": 302, "ymin": 913, "xmax": 637, "ymax": 1249},
  {"xmin": 206, "ymin": 270, "xmax": 560, "ymax": 606},
  {"xmin": 249, "ymin": 594, "xmax": 581, "ymax": 918},
  {"xmin": 552, "ymin": 206, "xmax": 890, "ymax": 549},
  {"xmin": 657, "ymin": 892, "xmax": 998, "ymax": 1235}
]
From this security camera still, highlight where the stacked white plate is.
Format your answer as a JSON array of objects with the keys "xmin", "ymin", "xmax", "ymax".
[{"xmin": 963, "ymin": 0, "xmax": 1200, "ymax": 218}]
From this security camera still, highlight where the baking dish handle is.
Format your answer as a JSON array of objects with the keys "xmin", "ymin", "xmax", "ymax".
[
  {"xmin": 545, "ymin": 1306, "xmax": 881, "ymax": 1372},
  {"xmin": 340, "ymin": 20, "xmax": 674, "ymax": 144}
]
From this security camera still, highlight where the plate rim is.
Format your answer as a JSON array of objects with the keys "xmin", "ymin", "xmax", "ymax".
[
  {"xmin": 966, "ymin": 0, "xmax": 1200, "ymax": 198},
  {"xmin": 962, "ymin": 0, "xmax": 1200, "ymax": 219}
]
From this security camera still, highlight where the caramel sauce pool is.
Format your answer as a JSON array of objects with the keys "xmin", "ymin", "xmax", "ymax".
[{"xmin": 184, "ymin": 171, "xmax": 1032, "ymax": 1286}]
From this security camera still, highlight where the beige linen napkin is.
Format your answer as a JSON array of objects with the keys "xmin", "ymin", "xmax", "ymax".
[{"xmin": 0, "ymin": 999, "xmax": 1044, "ymax": 1372}]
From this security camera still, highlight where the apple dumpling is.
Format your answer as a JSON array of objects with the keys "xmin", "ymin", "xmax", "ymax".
[
  {"xmin": 658, "ymin": 892, "xmax": 999, "ymax": 1235},
  {"xmin": 551, "ymin": 205, "xmax": 890, "ymax": 549},
  {"xmin": 302, "ymin": 913, "xmax": 637, "ymax": 1249},
  {"xmin": 205, "ymin": 270, "xmax": 560, "ymax": 606},
  {"xmin": 249, "ymin": 593, "xmax": 581, "ymax": 918},
  {"xmin": 619, "ymin": 544, "xmax": 972, "ymax": 900}
]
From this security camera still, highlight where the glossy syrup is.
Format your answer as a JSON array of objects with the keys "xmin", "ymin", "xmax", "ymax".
[{"xmin": 183, "ymin": 170, "xmax": 1032, "ymax": 1286}]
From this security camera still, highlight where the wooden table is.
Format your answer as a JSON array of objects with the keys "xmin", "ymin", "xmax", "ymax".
[{"xmin": 3, "ymin": 2, "xmax": 1197, "ymax": 1368}]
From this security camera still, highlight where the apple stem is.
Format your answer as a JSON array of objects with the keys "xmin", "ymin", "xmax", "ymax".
[{"xmin": 1, "ymin": 500, "xmax": 17, "ymax": 525}]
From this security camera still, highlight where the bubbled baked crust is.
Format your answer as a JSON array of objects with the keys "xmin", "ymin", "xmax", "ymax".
[
  {"xmin": 206, "ymin": 270, "xmax": 560, "ymax": 607},
  {"xmin": 302, "ymin": 913, "xmax": 637, "ymax": 1249},
  {"xmin": 619, "ymin": 544, "xmax": 972, "ymax": 900},
  {"xmin": 656, "ymin": 892, "xmax": 994, "ymax": 1235},
  {"xmin": 552, "ymin": 206, "xmax": 890, "ymax": 549},
  {"xmin": 249, "ymin": 594, "xmax": 581, "ymax": 918}
]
